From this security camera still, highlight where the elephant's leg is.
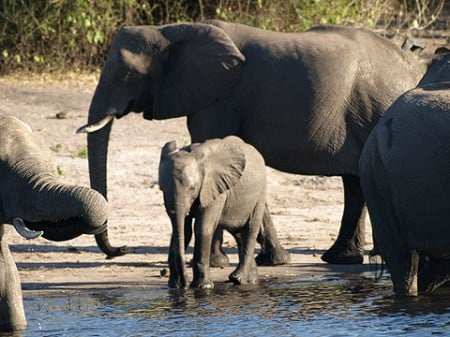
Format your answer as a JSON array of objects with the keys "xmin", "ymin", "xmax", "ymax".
[
  {"xmin": 321, "ymin": 175, "xmax": 366, "ymax": 264},
  {"xmin": 418, "ymin": 258, "xmax": 450, "ymax": 292},
  {"xmin": 191, "ymin": 214, "xmax": 220, "ymax": 289},
  {"xmin": 0, "ymin": 225, "xmax": 27, "ymax": 332},
  {"xmin": 255, "ymin": 204, "xmax": 290, "ymax": 266},
  {"xmin": 386, "ymin": 249, "xmax": 420, "ymax": 295},
  {"xmin": 209, "ymin": 227, "xmax": 230, "ymax": 268},
  {"xmin": 229, "ymin": 225, "xmax": 259, "ymax": 285}
]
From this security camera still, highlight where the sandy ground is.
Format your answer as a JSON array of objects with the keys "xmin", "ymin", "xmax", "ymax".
[
  {"xmin": 2, "ymin": 28, "xmax": 447, "ymax": 294},
  {"xmin": 0, "ymin": 74, "xmax": 382, "ymax": 295}
]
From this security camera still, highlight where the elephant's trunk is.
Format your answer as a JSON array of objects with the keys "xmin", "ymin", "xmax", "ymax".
[
  {"xmin": 169, "ymin": 211, "xmax": 188, "ymax": 289},
  {"xmin": 24, "ymin": 180, "xmax": 109, "ymax": 241},
  {"xmin": 0, "ymin": 225, "xmax": 27, "ymax": 332},
  {"xmin": 84, "ymin": 100, "xmax": 128, "ymax": 258}
]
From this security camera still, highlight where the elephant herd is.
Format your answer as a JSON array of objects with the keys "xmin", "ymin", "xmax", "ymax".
[{"xmin": 1, "ymin": 20, "xmax": 449, "ymax": 331}]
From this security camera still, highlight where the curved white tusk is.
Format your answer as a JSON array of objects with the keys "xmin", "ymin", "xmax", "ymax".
[
  {"xmin": 11, "ymin": 217, "xmax": 43, "ymax": 240},
  {"xmin": 76, "ymin": 115, "xmax": 114, "ymax": 134}
]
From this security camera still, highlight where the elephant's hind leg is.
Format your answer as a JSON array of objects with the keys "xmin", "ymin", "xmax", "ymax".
[
  {"xmin": 209, "ymin": 228, "xmax": 230, "ymax": 268},
  {"xmin": 387, "ymin": 249, "xmax": 420, "ymax": 295},
  {"xmin": 255, "ymin": 204, "xmax": 290, "ymax": 266},
  {"xmin": 321, "ymin": 175, "xmax": 365, "ymax": 264},
  {"xmin": 228, "ymin": 230, "xmax": 259, "ymax": 285},
  {"xmin": 418, "ymin": 258, "xmax": 450, "ymax": 292}
]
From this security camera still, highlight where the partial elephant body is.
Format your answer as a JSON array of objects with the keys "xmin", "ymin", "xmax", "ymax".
[
  {"xmin": 0, "ymin": 225, "xmax": 27, "ymax": 332},
  {"xmin": 0, "ymin": 116, "xmax": 108, "ymax": 241},
  {"xmin": 79, "ymin": 20, "xmax": 426, "ymax": 264},
  {"xmin": 0, "ymin": 116, "xmax": 110, "ymax": 331},
  {"xmin": 199, "ymin": 22, "xmax": 423, "ymax": 175},
  {"xmin": 159, "ymin": 136, "xmax": 266, "ymax": 289},
  {"xmin": 359, "ymin": 52, "xmax": 450, "ymax": 295}
]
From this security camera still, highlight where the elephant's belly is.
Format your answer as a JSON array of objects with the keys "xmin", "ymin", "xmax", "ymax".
[
  {"xmin": 258, "ymin": 146, "xmax": 359, "ymax": 176},
  {"xmin": 242, "ymin": 130, "xmax": 360, "ymax": 176}
]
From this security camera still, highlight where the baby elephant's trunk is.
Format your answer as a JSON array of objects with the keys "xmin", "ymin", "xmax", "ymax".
[{"xmin": 168, "ymin": 212, "xmax": 189, "ymax": 289}]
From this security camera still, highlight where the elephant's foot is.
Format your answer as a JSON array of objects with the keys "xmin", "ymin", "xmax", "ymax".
[
  {"xmin": 210, "ymin": 251, "xmax": 230, "ymax": 268},
  {"xmin": 190, "ymin": 279, "xmax": 214, "ymax": 289},
  {"xmin": 321, "ymin": 242, "xmax": 363, "ymax": 264},
  {"xmin": 255, "ymin": 246, "xmax": 291, "ymax": 266},
  {"xmin": 229, "ymin": 267, "xmax": 258, "ymax": 285}
]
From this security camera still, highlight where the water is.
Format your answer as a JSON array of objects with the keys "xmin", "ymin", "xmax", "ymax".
[{"xmin": 3, "ymin": 275, "xmax": 450, "ymax": 337}]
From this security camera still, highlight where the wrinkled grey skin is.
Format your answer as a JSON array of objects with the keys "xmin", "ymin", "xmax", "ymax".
[
  {"xmin": 78, "ymin": 20, "xmax": 425, "ymax": 264},
  {"xmin": 0, "ymin": 225, "xmax": 27, "ymax": 332},
  {"xmin": 0, "ymin": 116, "xmax": 109, "ymax": 331},
  {"xmin": 159, "ymin": 136, "xmax": 266, "ymax": 289},
  {"xmin": 359, "ymin": 50, "xmax": 450, "ymax": 295}
]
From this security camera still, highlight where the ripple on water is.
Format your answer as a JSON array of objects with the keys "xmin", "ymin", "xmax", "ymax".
[{"xmin": 11, "ymin": 275, "xmax": 450, "ymax": 337}]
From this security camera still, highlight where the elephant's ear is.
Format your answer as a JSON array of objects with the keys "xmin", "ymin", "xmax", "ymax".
[
  {"xmin": 160, "ymin": 140, "xmax": 178, "ymax": 160},
  {"xmin": 153, "ymin": 23, "xmax": 245, "ymax": 119},
  {"xmin": 192, "ymin": 139, "xmax": 246, "ymax": 207},
  {"xmin": 159, "ymin": 141, "xmax": 178, "ymax": 190}
]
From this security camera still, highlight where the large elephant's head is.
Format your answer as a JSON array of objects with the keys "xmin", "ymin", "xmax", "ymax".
[
  {"xmin": 418, "ymin": 47, "xmax": 450, "ymax": 87},
  {"xmin": 77, "ymin": 23, "xmax": 245, "ymax": 258},
  {"xmin": 158, "ymin": 138, "xmax": 245, "ymax": 288}
]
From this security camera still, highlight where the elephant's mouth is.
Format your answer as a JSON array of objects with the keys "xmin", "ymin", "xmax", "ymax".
[{"xmin": 25, "ymin": 217, "xmax": 107, "ymax": 242}]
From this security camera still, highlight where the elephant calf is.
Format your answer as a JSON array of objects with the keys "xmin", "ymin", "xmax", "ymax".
[
  {"xmin": 0, "ymin": 116, "xmax": 110, "ymax": 331},
  {"xmin": 159, "ymin": 136, "xmax": 267, "ymax": 289},
  {"xmin": 359, "ymin": 50, "xmax": 450, "ymax": 295}
]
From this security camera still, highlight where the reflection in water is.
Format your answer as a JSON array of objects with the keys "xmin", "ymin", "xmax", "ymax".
[{"xmin": 16, "ymin": 275, "xmax": 450, "ymax": 337}]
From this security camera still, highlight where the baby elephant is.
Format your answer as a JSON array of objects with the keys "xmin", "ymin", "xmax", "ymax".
[
  {"xmin": 0, "ymin": 116, "xmax": 109, "ymax": 331},
  {"xmin": 159, "ymin": 136, "xmax": 266, "ymax": 289}
]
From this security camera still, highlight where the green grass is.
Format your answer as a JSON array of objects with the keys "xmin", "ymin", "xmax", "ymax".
[{"xmin": 77, "ymin": 146, "xmax": 88, "ymax": 159}]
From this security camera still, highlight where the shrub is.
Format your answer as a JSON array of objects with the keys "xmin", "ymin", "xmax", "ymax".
[{"xmin": 0, "ymin": 0, "xmax": 446, "ymax": 74}]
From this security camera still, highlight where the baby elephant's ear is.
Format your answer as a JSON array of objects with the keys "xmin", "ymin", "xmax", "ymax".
[
  {"xmin": 160, "ymin": 141, "xmax": 178, "ymax": 159},
  {"xmin": 194, "ymin": 139, "xmax": 246, "ymax": 207}
]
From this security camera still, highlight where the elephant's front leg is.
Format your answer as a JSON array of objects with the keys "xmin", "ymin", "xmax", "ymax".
[
  {"xmin": 321, "ymin": 175, "xmax": 366, "ymax": 264},
  {"xmin": 255, "ymin": 204, "xmax": 290, "ymax": 266},
  {"xmin": 0, "ymin": 225, "xmax": 27, "ymax": 332},
  {"xmin": 190, "ymin": 208, "xmax": 222, "ymax": 289}
]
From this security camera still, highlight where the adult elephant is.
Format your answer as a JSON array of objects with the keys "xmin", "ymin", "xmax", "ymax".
[
  {"xmin": 359, "ymin": 50, "xmax": 450, "ymax": 295},
  {"xmin": 78, "ymin": 20, "xmax": 425, "ymax": 264},
  {"xmin": 0, "ymin": 115, "xmax": 110, "ymax": 331}
]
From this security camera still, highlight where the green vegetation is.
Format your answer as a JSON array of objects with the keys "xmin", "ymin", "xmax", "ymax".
[
  {"xmin": 77, "ymin": 145, "xmax": 88, "ymax": 159},
  {"xmin": 0, "ymin": 0, "xmax": 446, "ymax": 74},
  {"xmin": 53, "ymin": 143, "xmax": 63, "ymax": 152}
]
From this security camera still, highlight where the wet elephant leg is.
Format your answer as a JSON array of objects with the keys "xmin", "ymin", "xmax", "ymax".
[
  {"xmin": 0, "ymin": 225, "xmax": 27, "ymax": 332},
  {"xmin": 418, "ymin": 258, "xmax": 450, "ymax": 292},
  {"xmin": 321, "ymin": 175, "xmax": 366, "ymax": 264},
  {"xmin": 255, "ymin": 204, "xmax": 290, "ymax": 266}
]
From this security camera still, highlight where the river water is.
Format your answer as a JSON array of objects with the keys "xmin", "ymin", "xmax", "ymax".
[{"xmin": 3, "ymin": 274, "xmax": 450, "ymax": 337}]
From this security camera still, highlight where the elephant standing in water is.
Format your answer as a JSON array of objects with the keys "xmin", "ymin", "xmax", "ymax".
[
  {"xmin": 78, "ymin": 20, "xmax": 425, "ymax": 264},
  {"xmin": 359, "ymin": 50, "xmax": 450, "ymax": 295},
  {"xmin": 159, "ymin": 136, "xmax": 267, "ymax": 289},
  {"xmin": 0, "ymin": 116, "xmax": 109, "ymax": 331}
]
